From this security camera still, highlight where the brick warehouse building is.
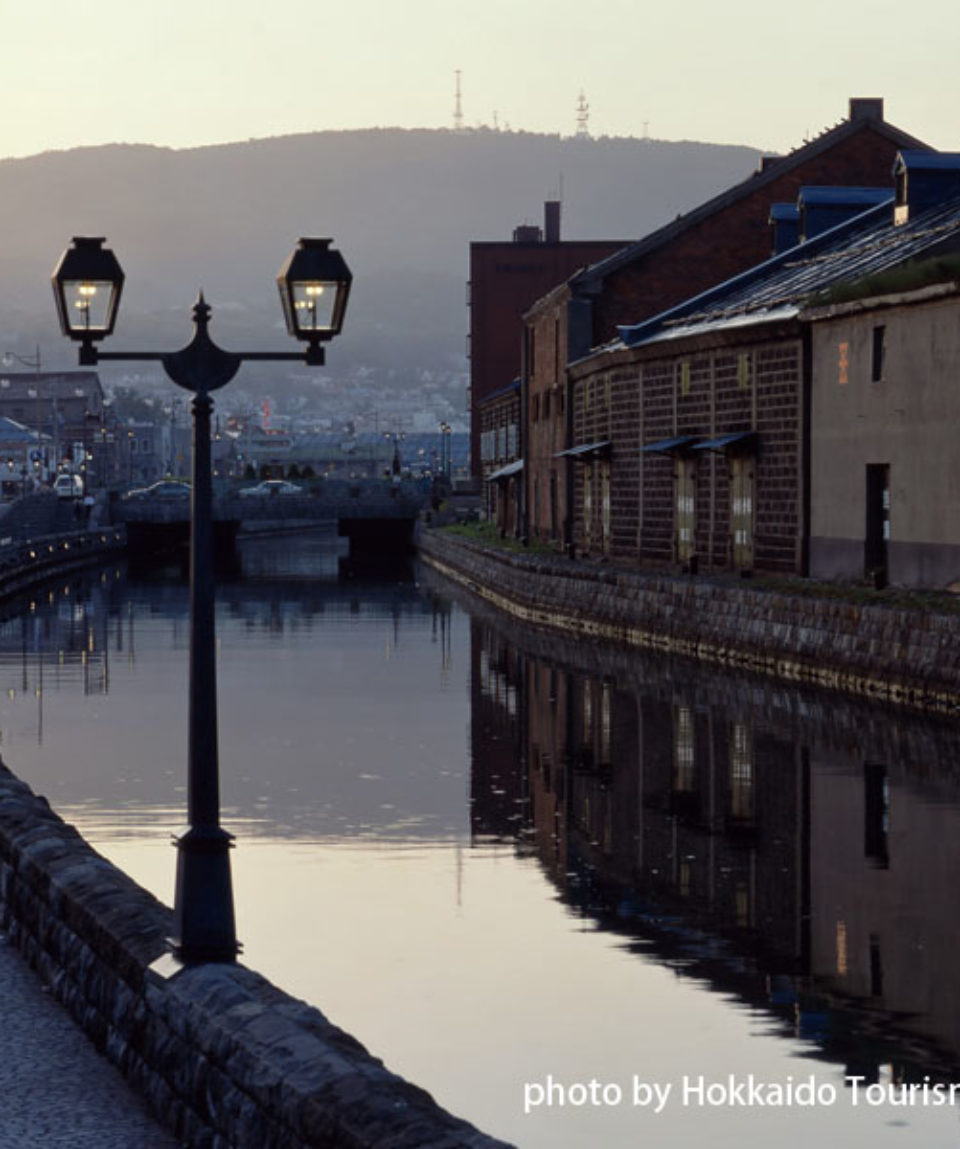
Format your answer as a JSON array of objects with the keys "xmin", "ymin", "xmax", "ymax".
[
  {"xmin": 477, "ymin": 378, "xmax": 521, "ymax": 533},
  {"xmin": 521, "ymin": 98, "xmax": 930, "ymax": 550},
  {"xmin": 565, "ymin": 156, "xmax": 960, "ymax": 577},
  {"xmin": 467, "ymin": 202, "xmax": 628, "ymax": 482}
]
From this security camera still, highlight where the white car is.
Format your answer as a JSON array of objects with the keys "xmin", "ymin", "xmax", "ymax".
[
  {"xmin": 238, "ymin": 480, "xmax": 304, "ymax": 498},
  {"xmin": 54, "ymin": 474, "xmax": 83, "ymax": 499}
]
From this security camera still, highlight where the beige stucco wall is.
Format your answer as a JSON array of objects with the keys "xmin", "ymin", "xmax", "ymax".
[{"xmin": 808, "ymin": 286, "xmax": 960, "ymax": 586}]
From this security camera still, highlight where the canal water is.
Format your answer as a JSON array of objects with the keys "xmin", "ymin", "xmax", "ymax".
[{"xmin": 1, "ymin": 533, "xmax": 959, "ymax": 1148}]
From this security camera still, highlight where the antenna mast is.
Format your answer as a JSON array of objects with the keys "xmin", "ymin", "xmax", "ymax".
[
  {"xmin": 575, "ymin": 91, "xmax": 590, "ymax": 139},
  {"xmin": 454, "ymin": 70, "xmax": 464, "ymax": 132}
]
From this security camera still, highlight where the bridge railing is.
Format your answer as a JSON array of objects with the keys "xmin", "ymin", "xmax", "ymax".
[{"xmin": 115, "ymin": 478, "xmax": 432, "ymax": 523}]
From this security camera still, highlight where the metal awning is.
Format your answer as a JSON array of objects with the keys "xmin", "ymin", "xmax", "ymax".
[
  {"xmin": 487, "ymin": 458, "xmax": 524, "ymax": 481},
  {"xmin": 693, "ymin": 430, "xmax": 758, "ymax": 453},
  {"xmin": 555, "ymin": 440, "xmax": 611, "ymax": 459},
  {"xmin": 641, "ymin": 435, "xmax": 700, "ymax": 454}
]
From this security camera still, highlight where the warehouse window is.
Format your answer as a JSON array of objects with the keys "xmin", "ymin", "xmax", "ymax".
[{"xmin": 871, "ymin": 325, "xmax": 886, "ymax": 382}]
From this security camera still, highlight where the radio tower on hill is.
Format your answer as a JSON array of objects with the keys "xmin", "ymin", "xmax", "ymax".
[
  {"xmin": 453, "ymin": 70, "xmax": 464, "ymax": 132},
  {"xmin": 575, "ymin": 91, "xmax": 590, "ymax": 139}
]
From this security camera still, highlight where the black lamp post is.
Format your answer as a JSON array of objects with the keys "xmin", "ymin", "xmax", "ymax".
[{"xmin": 52, "ymin": 235, "xmax": 352, "ymax": 964}]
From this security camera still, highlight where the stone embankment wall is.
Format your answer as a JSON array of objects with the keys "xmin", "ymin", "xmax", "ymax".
[
  {"xmin": 418, "ymin": 529, "xmax": 960, "ymax": 713},
  {"xmin": 0, "ymin": 763, "xmax": 512, "ymax": 1149},
  {"xmin": 0, "ymin": 528, "xmax": 126, "ymax": 600}
]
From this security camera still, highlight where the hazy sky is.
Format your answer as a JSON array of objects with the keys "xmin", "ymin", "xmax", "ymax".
[{"xmin": 4, "ymin": 0, "xmax": 958, "ymax": 159}]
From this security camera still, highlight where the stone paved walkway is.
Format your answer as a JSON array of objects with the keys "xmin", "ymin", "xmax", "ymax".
[{"xmin": 0, "ymin": 933, "xmax": 180, "ymax": 1148}]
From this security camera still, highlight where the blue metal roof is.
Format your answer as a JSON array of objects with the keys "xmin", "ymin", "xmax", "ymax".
[
  {"xmin": 0, "ymin": 417, "xmax": 37, "ymax": 442},
  {"xmin": 693, "ymin": 430, "xmax": 758, "ymax": 452},
  {"xmin": 895, "ymin": 150, "xmax": 960, "ymax": 173},
  {"xmin": 798, "ymin": 186, "xmax": 891, "ymax": 207},
  {"xmin": 487, "ymin": 458, "xmax": 524, "ymax": 481},
  {"xmin": 618, "ymin": 193, "xmax": 960, "ymax": 348},
  {"xmin": 555, "ymin": 440, "xmax": 611, "ymax": 459},
  {"xmin": 769, "ymin": 204, "xmax": 799, "ymax": 222},
  {"xmin": 640, "ymin": 435, "xmax": 701, "ymax": 453}
]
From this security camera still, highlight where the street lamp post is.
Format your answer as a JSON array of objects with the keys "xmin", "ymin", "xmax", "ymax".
[{"xmin": 52, "ymin": 235, "xmax": 352, "ymax": 964}]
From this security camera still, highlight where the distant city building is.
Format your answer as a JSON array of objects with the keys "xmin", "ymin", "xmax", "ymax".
[{"xmin": 0, "ymin": 370, "xmax": 105, "ymax": 481}]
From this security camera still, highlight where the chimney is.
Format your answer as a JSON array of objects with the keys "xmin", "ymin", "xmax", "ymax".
[
  {"xmin": 849, "ymin": 97, "xmax": 884, "ymax": 123},
  {"xmin": 512, "ymin": 224, "xmax": 542, "ymax": 244},
  {"xmin": 544, "ymin": 200, "xmax": 561, "ymax": 244}
]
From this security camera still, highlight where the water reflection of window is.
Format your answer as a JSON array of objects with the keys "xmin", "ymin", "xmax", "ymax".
[
  {"xmin": 600, "ymin": 682, "xmax": 612, "ymax": 765},
  {"xmin": 729, "ymin": 721, "xmax": 754, "ymax": 821},
  {"xmin": 541, "ymin": 750, "xmax": 552, "ymax": 791},
  {"xmin": 836, "ymin": 920, "xmax": 849, "ymax": 978},
  {"xmin": 674, "ymin": 704, "xmax": 695, "ymax": 791},
  {"xmin": 864, "ymin": 763, "xmax": 890, "ymax": 869},
  {"xmin": 869, "ymin": 933, "xmax": 884, "ymax": 997},
  {"xmin": 582, "ymin": 680, "xmax": 593, "ymax": 744},
  {"xmin": 679, "ymin": 859, "xmax": 692, "ymax": 898},
  {"xmin": 735, "ymin": 881, "xmax": 751, "ymax": 927}
]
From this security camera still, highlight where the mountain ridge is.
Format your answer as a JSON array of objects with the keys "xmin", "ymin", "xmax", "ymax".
[{"xmin": 0, "ymin": 127, "xmax": 765, "ymax": 377}]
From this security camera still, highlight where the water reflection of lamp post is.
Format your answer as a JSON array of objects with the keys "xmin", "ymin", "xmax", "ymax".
[
  {"xmin": 82, "ymin": 409, "xmax": 100, "ymax": 494},
  {"xmin": 52, "ymin": 235, "xmax": 352, "ymax": 965}
]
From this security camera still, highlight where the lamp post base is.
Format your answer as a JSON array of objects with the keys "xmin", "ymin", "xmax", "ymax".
[{"xmin": 170, "ymin": 825, "xmax": 240, "ymax": 964}]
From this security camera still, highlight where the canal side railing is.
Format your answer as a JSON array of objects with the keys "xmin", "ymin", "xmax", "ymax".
[{"xmin": 418, "ymin": 527, "xmax": 960, "ymax": 714}]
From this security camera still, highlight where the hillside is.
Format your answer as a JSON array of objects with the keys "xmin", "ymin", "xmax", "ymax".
[{"xmin": 0, "ymin": 128, "xmax": 763, "ymax": 378}]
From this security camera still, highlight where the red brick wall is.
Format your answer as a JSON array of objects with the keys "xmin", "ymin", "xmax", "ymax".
[
  {"xmin": 571, "ymin": 329, "xmax": 804, "ymax": 573},
  {"xmin": 526, "ymin": 291, "xmax": 567, "ymax": 542},
  {"xmin": 593, "ymin": 126, "xmax": 907, "ymax": 342},
  {"xmin": 479, "ymin": 386, "xmax": 521, "ymax": 527},
  {"xmin": 469, "ymin": 240, "xmax": 626, "ymax": 478}
]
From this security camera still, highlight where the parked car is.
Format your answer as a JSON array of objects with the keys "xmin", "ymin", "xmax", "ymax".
[
  {"xmin": 54, "ymin": 474, "xmax": 83, "ymax": 500},
  {"xmin": 237, "ymin": 480, "xmax": 304, "ymax": 498},
  {"xmin": 122, "ymin": 480, "xmax": 191, "ymax": 501}
]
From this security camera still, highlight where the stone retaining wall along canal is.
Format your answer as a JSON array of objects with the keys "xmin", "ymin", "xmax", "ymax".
[
  {"xmin": 0, "ymin": 764, "xmax": 512, "ymax": 1148},
  {"xmin": 0, "ymin": 527, "xmax": 127, "ymax": 599},
  {"xmin": 418, "ymin": 528, "xmax": 960, "ymax": 713}
]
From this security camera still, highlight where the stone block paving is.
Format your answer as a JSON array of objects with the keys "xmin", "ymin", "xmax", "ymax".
[{"xmin": 0, "ymin": 934, "xmax": 180, "ymax": 1148}]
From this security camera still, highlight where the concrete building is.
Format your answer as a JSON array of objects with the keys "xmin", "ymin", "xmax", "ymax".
[{"xmin": 807, "ymin": 189, "xmax": 960, "ymax": 585}]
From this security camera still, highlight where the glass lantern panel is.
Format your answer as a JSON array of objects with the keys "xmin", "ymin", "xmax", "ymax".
[
  {"xmin": 61, "ymin": 279, "xmax": 115, "ymax": 332},
  {"xmin": 290, "ymin": 281, "xmax": 338, "ymax": 333}
]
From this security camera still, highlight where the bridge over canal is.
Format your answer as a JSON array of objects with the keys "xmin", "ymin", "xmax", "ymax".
[{"xmin": 113, "ymin": 479, "xmax": 432, "ymax": 558}]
